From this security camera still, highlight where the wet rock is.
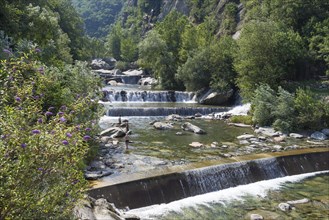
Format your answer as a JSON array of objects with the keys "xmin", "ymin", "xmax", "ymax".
[
  {"xmin": 182, "ymin": 122, "xmax": 206, "ymax": 134},
  {"xmin": 149, "ymin": 120, "xmax": 158, "ymax": 125},
  {"xmin": 258, "ymin": 136, "xmax": 267, "ymax": 141},
  {"xmin": 108, "ymin": 80, "xmax": 118, "ymax": 86},
  {"xmin": 100, "ymin": 127, "xmax": 125, "ymax": 137},
  {"xmin": 138, "ymin": 77, "xmax": 158, "ymax": 86},
  {"xmin": 189, "ymin": 142, "xmax": 204, "ymax": 148},
  {"xmin": 90, "ymin": 161, "xmax": 106, "ymax": 170},
  {"xmin": 278, "ymin": 202, "xmax": 292, "ymax": 211},
  {"xmin": 223, "ymin": 153, "xmax": 233, "ymax": 157},
  {"xmin": 237, "ymin": 134, "xmax": 255, "ymax": 140},
  {"xmin": 284, "ymin": 145, "xmax": 299, "ymax": 151},
  {"xmin": 289, "ymin": 133, "xmax": 304, "ymax": 139},
  {"xmin": 221, "ymin": 145, "xmax": 229, "ymax": 149},
  {"xmin": 287, "ymin": 198, "xmax": 310, "ymax": 205},
  {"xmin": 122, "ymin": 69, "xmax": 143, "ymax": 76},
  {"xmin": 310, "ymin": 131, "xmax": 328, "ymax": 140},
  {"xmin": 100, "ymin": 136, "xmax": 111, "ymax": 144},
  {"xmin": 195, "ymin": 113, "xmax": 203, "ymax": 117},
  {"xmin": 74, "ymin": 198, "xmax": 96, "ymax": 220},
  {"xmin": 84, "ymin": 169, "xmax": 113, "ymax": 180},
  {"xmin": 250, "ymin": 214, "xmax": 263, "ymax": 220},
  {"xmin": 94, "ymin": 199, "xmax": 123, "ymax": 220},
  {"xmin": 153, "ymin": 122, "xmax": 173, "ymax": 130},
  {"xmin": 166, "ymin": 114, "xmax": 183, "ymax": 121},
  {"xmin": 176, "ymin": 132, "xmax": 183, "ymax": 136}
]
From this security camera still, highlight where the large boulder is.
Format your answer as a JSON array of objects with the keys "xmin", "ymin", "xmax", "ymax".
[
  {"xmin": 138, "ymin": 77, "xmax": 158, "ymax": 86},
  {"xmin": 91, "ymin": 59, "xmax": 113, "ymax": 70},
  {"xmin": 153, "ymin": 122, "xmax": 173, "ymax": 130},
  {"xmin": 181, "ymin": 122, "xmax": 206, "ymax": 134},
  {"xmin": 122, "ymin": 69, "xmax": 143, "ymax": 76},
  {"xmin": 310, "ymin": 131, "xmax": 328, "ymax": 140},
  {"xmin": 100, "ymin": 127, "xmax": 126, "ymax": 138},
  {"xmin": 198, "ymin": 88, "xmax": 234, "ymax": 105}
]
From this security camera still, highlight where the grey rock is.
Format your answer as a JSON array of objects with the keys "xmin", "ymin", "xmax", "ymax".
[
  {"xmin": 250, "ymin": 213, "xmax": 263, "ymax": 220},
  {"xmin": 153, "ymin": 122, "xmax": 173, "ymax": 130},
  {"xmin": 273, "ymin": 145, "xmax": 283, "ymax": 151},
  {"xmin": 289, "ymin": 133, "xmax": 304, "ymax": 139},
  {"xmin": 176, "ymin": 132, "xmax": 183, "ymax": 136},
  {"xmin": 278, "ymin": 203, "xmax": 291, "ymax": 211},
  {"xmin": 287, "ymin": 198, "xmax": 309, "ymax": 205},
  {"xmin": 138, "ymin": 77, "xmax": 158, "ymax": 86},
  {"xmin": 181, "ymin": 122, "xmax": 206, "ymax": 134},
  {"xmin": 239, "ymin": 140, "xmax": 250, "ymax": 145},
  {"xmin": 237, "ymin": 134, "xmax": 255, "ymax": 140},
  {"xmin": 211, "ymin": 142, "xmax": 219, "ymax": 148},
  {"xmin": 91, "ymin": 59, "xmax": 113, "ymax": 70},
  {"xmin": 100, "ymin": 127, "xmax": 125, "ymax": 137},
  {"xmin": 189, "ymin": 142, "xmax": 204, "ymax": 148},
  {"xmin": 122, "ymin": 69, "xmax": 143, "ymax": 76},
  {"xmin": 199, "ymin": 89, "xmax": 234, "ymax": 106},
  {"xmin": 255, "ymin": 127, "xmax": 281, "ymax": 137},
  {"xmin": 166, "ymin": 114, "xmax": 183, "ymax": 121},
  {"xmin": 73, "ymin": 199, "xmax": 96, "ymax": 220},
  {"xmin": 311, "ymin": 131, "xmax": 328, "ymax": 140}
]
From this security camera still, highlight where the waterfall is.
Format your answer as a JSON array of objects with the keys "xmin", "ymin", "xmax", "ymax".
[
  {"xmin": 88, "ymin": 151, "xmax": 329, "ymax": 209},
  {"xmin": 104, "ymin": 90, "xmax": 196, "ymax": 103},
  {"xmin": 227, "ymin": 103, "xmax": 251, "ymax": 116},
  {"xmin": 106, "ymin": 107, "xmax": 229, "ymax": 116}
]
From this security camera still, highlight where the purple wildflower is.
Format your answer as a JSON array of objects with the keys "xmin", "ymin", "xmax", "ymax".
[
  {"xmin": 48, "ymin": 106, "xmax": 55, "ymax": 111},
  {"xmin": 38, "ymin": 168, "xmax": 44, "ymax": 171},
  {"xmin": 58, "ymin": 111, "xmax": 64, "ymax": 116},
  {"xmin": 3, "ymin": 49, "xmax": 12, "ymax": 54},
  {"xmin": 35, "ymin": 48, "xmax": 42, "ymax": 53},
  {"xmin": 62, "ymin": 140, "xmax": 69, "ymax": 145},
  {"xmin": 83, "ymin": 135, "xmax": 91, "ymax": 141},
  {"xmin": 32, "ymin": 130, "xmax": 41, "ymax": 134},
  {"xmin": 38, "ymin": 67, "xmax": 44, "ymax": 74},
  {"xmin": 37, "ymin": 118, "xmax": 43, "ymax": 123},
  {"xmin": 15, "ymin": 96, "xmax": 21, "ymax": 102},
  {"xmin": 21, "ymin": 143, "xmax": 27, "ymax": 148},
  {"xmin": 1, "ymin": 135, "xmax": 7, "ymax": 139},
  {"xmin": 59, "ymin": 117, "xmax": 66, "ymax": 123},
  {"xmin": 69, "ymin": 110, "xmax": 75, "ymax": 114},
  {"xmin": 66, "ymin": 133, "xmax": 72, "ymax": 138},
  {"xmin": 60, "ymin": 105, "xmax": 67, "ymax": 111},
  {"xmin": 85, "ymin": 127, "xmax": 91, "ymax": 132},
  {"xmin": 45, "ymin": 111, "xmax": 53, "ymax": 116}
]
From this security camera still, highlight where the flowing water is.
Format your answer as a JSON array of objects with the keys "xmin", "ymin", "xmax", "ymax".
[
  {"xmin": 97, "ymin": 83, "xmax": 329, "ymax": 219},
  {"xmin": 127, "ymin": 172, "xmax": 329, "ymax": 220}
]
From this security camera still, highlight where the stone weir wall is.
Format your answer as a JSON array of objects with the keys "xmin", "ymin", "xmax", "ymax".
[{"xmin": 88, "ymin": 151, "xmax": 329, "ymax": 209}]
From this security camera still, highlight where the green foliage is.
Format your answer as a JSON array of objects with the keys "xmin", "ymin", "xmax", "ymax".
[
  {"xmin": 251, "ymin": 84, "xmax": 276, "ymax": 126},
  {"xmin": 0, "ymin": 51, "xmax": 101, "ymax": 219},
  {"xmin": 177, "ymin": 49, "xmax": 211, "ymax": 91},
  {"xmin": 235, "ymin": 20, "xmax": 305, "ymax": 100},
  {"xmin": 294, "ymin": 88, "xmax": 328, "ymax": 130},
  {"xmin": 229, "ymin": 115, "xmax": 253, "ymax": 125},
  {"xmin": 219, "ymin": 2, "xmax": 238, "ymax": 35},
  {"xmin": 272, "ymin": 87, "xmax": 296, "ymax": 132},
  {"xmin": 72, "ymin": 0, "xmax": 123, "ymax": 38}
]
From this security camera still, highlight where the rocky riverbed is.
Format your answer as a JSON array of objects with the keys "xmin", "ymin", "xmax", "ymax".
[{"xmin": 85, "ymin": 113, "xmax": 329, "ymax": 181}]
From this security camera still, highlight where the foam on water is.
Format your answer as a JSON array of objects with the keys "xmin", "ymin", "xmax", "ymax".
[
  {"xmin": 227, "ymin": 103, "xmax": 251, "ymax": 116},
  {"xmin": 127, "ymin": 171, "xmax": 329, "ymax": 219}
]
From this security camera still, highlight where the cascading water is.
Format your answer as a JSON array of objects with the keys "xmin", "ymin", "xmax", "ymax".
[
  {"xmin": 88, "ymin": 151, "xmax": 329, "ymax": 209},
  {"xmin": 104, "ymin": 90, "xmax": 196, "ymax": 103}
]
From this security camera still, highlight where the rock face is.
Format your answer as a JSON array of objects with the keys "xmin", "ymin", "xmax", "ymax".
[
  {"xmin": 153, "ymin": 122, "xmax": 173, "ymax": 130},
  {"xmin": 159, "ymin": 0, "xmax": 189, "ymax": 20},
  {"xmin": 198, "ymin": 88, "xmax": 234, "ymax": 105},
  {"xmin": 181, "ymin": 122, "xmax": 206, "ymax": 134}
]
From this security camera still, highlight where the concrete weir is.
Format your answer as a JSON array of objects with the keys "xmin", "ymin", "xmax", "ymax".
[{"xmin": 88, "ymin": 148, "xmax": 329, "ymax": 209}]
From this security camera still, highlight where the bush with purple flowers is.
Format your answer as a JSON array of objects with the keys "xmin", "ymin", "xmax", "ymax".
[{"xmin": 0, "ymin": 51, "xmax": 102, "ymax": 219}]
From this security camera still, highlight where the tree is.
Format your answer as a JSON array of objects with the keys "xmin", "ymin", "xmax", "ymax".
[{"xmin": 234, "ymin": 20, "xmax": 305, "ymax": 100}]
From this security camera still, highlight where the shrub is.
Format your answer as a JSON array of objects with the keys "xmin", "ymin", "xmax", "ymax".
[
  {"xmin": 0, "ymin": 50, "xmax": 101, "ymax": 219},
  {"xmin": 229, "ymin": 115, "xmax": 253, "ymax": 125}
]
